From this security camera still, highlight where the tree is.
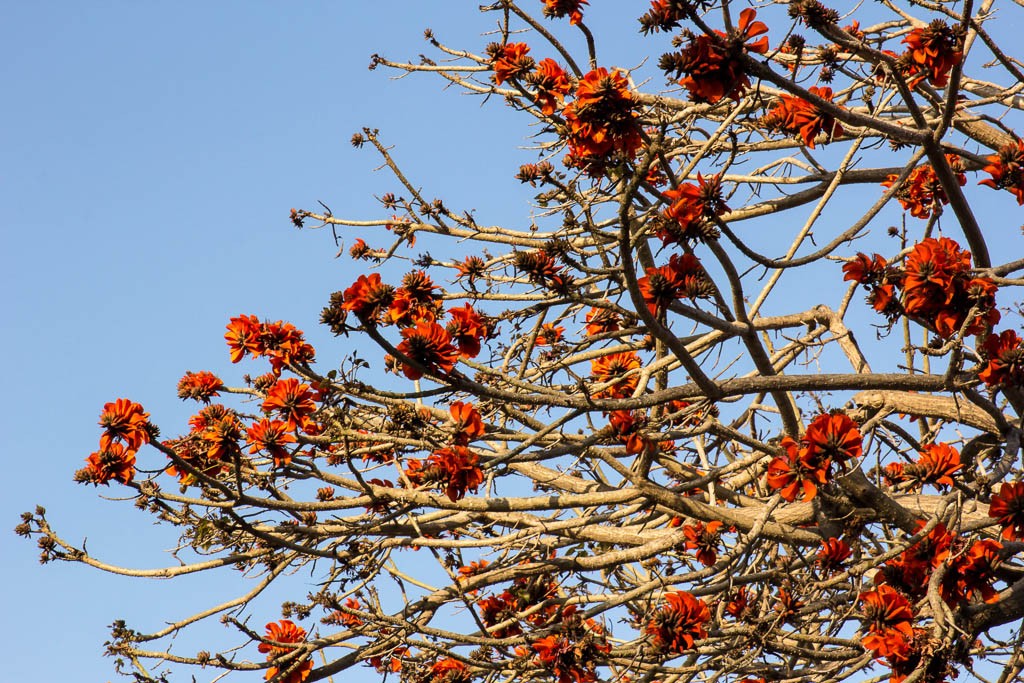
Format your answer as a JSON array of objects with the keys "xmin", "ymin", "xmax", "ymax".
[{"xmin": 16, "ymin": 1, "xmax": 1024, "ymax": 682}]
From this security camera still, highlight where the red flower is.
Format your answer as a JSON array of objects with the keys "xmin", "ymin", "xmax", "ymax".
[
  {"xmin": 176, "ymin": 371, "xmax": 224, "ymax": 403},
  {"xmin": 406, "ymin": 445, "xmax": 484, "ymax": 502},
  {"xmin": 590, "ymin": 351, "xmax": 641, "ymax": 400},
  {"xmin": 164, "ymin": 433, "xmax": 231, "ymax": 485},
  {"xmin": 658, "ymin": 173, "xmax": 730, "ymax": 245},
  {"xmin": 860, "ymin": 585, "xmax": 915, "ymax": 658},
  {"xmin": 425, "ymin": 657, "xmax": 472, "ymax": 683},
  {"xmin": 535, "ymin": 323, "xmax": 565, "ymax": 346},
  {"xmin": 842, "ymin": 253, "xmax": 888, "ymax": 286},
  {"xmin": 803, "ymin": 412, "xmax": 862, "ymax": 466},
  {"xmin": 446, "ymin": 304, "xmax": 490, "ymax": 358},
  {"xmin": 902, "ymin": 20, "xmax": 964, "ymax": 88},
  {"xmin": 989, "ymin": 482, "xmax": 1024, "ymax": 540},
  {"xmin": 200, "ymin": 409, "xmax": 243, "ymax": 461},
  {"xmin": 529, "ymin": 58, "xmax": 572, "ymax": 115},
  {"xmin": 979, "ymin": 139, "xmax": 1024, "ymax": 204},
  {"xmin": 247, "ymin": 418, "xmax": 298, "ymax": 467},
  {"xmin": 979, "ymin": 329, "xmax": 1024, "ymax": 388},
  {"xmin": 395, "ymin": 321, "xmax": 461, "ymax": 380},
  {"xmin": 81, "ymin": 441, "xmax": 137, "ymax": 485},
  {"xmin": 584, "ymin": 307, "xmax": 621, "ymax": 337},
  {"xmin": 98, "ymin": 398, "xmax": 151, "ymax": 451},
  {"xmin": 562, "ymin": 68, "xmax": 642, "ymax": 171},
  {"xmin": 258, "ymin": 620, "xmax": 312, "ymax": 683},
  {"xmin": 665, "ymin": 9, "xmax": 768, "ymax": 104},
  {"xmin": 682, "ymin": 520, "xmax": 724, "ymax": 567},
  {"xmin": 764, "ymin": 86, "xmax": 844, "ymax": 148},
  {"xmin": 817, "ymin": 537, "xmax": 852, "ymax": 573},
  {"xmin": 456, "ymin": 255, "xmax": 487, "ymax": 285},
  {"xmin": 912, "ymin": 443, "xmax": 961, "ymax": 489},
  {"xmin": 225, "ymin": 314, "xmax": 262, "ymax": 363},
  {"xmin": 608, "ymin": 410, "xmax": 651, "ymax": 455},
  {"xmin": 942, "ymin": 538, "xmax": 1003, "ymax": 605},
  {"xmin": 530, "ymin": 607, "xmax": 608, "ymax": 683},
  {"xmin": 765, "ymin": 436, "xmax": 829, "ymax": 502},
  {"xmin": 262, "ymin": 378, "xmax": 318, "ymax": 432},
  {"xmin": 881, "ymin": 156, "xmax": 965, "ymax": 219},
  {"xmin": 637, "ymin": 253, "xmax": 711, "ymax": 315},
  {"xmin": 342, "ymin": 273, "xmax": 395, "ymax": 324},
  {"xmin": 492, "ymin": 42, "xmax": 534, "ymax": 85},
  {"xmin": 541, "ymin": 0, "xmax": 587, "ymax": 25},
  {"xmin": 449, "ymin": 401, "xmax": 485, "ymax": 445},
  {"xmin": 258, "ymin": 320, "xmax": 316, "ymax": 374},
  {"xmin": 645, "ymin": 591, "xmax": 711, "ymax": 654}
]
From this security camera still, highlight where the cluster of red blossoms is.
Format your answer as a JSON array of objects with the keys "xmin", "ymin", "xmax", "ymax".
[
  {"xmin": 638, "ymin": 253, "xmax": 713, "ymax": 315},
  {"xmin": 477, "ymin": 573, "xmax": 560, "ymax": 638},
  {"xmin": 765, "ymin": 412, "xmax": 862, "ymax": 502},
  {"xmin": 541, "ymin": 0, "xmax": 587, "ymax": 26},
  {"xmin": 422, "ymin": 657, "xmax": 472, "ymax": 683},
  {"xmin": 656, "ymin": 173, "xmax": 729, "ymax": 246},
  {"xmin": 562, "ymin": 67, "xmax": 643, "ymax": 173},
  {"xmin": 900, "ymin": 20, "xmax": 965, "ymax": 88},
  {"xmin": 257, "ymin": 620, "xmax": 312, "ymax": 683},
  {"xmin": 979, "ymin": 329, "xmax": 1024, "ymax": 389},
  {"xmin": 77, "ymin": 399, "xmax": 151, "ymax": 485},
  {"xmin": 863, "ymin": 522, "xmax": 1003, "ymax": 681},
  {"xmin": 763, "ymin": 85, "xmax": 844, "ymax": 148},
  {"xmin": 489, "ymin": 43, "xmax": 572, "ymax": 117},
  {"xmin": 332, "ymin": 270, "xmax": 490, "ymax": 380},
  {"xmin": 225, "ymin": 315, "xmax": 315, "ymax": 375},
  {"xmin": 881, "ymin": 155, "xmax": 966, "ymax": 219},
  {"xmin": 404, "ymin": 402, "xmax": 486, "ymax": 501},
  {"xmin": 843, "ymin": 236, "xmax": 999, "ymax": 339},
  {"xmin": 528, "ymin": 605, "xmax": 610, "ymax": 683},
  {"xmin": 645, "ymin": 590, "xmax": 711, "ymax": 656},
  {"xmin": 657, "ymin": 8, "xmax": 769, "ymax": 104},
  {"xmin": 881, "ymin": 442, "xmax": 962, "ymax": 491},
  {"xmin": 979, "ymin": 139, "xmax": 1024, "ymax": 205}
]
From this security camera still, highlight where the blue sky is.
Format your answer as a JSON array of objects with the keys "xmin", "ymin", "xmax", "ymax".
[{"xmin": 4, "ymin": 3, "xmax": 1024, "ymax": 683}]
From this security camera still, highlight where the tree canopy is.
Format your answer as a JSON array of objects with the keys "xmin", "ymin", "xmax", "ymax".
[{"xmin": 18, "ymin": 2, "xmax": 1024, "ymax": 683}]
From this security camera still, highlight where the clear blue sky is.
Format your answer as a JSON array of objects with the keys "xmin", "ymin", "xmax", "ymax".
[{"xmin": 4, "ymin": 3, "xmax": 1023, "ymax": 682}]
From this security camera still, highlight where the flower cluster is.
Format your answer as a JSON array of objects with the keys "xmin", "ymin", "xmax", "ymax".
[
  {"xmin": 978, "ymin": 139, "xmax": 1024, "ymax": 204},
  {"xmin": 656, "ymin": 173, "xmax": 729, "ymax": 246},
  {"xmin": 657, "ymin": 9, "xmax": 769, "ymax": 104},
  {"xmin": 530, "ymin": 605, "xmax": 609, "ymax": 683},
  {"xmin": 76, "ymin": 399, "xmax": 151, "ymax": 486},
  {"xmin": 490, "ymin": 42, "xmax": 534, "ymax": 86},
  {"xmin": 763, "ymin": 86, "xmax": 843, "ymax": 148},
  {"xmin": 637, "ymin": 253, "xmax": 713, "ymax": 315},
  {"xmin": 989, "ymin": 481, "xmax": 1024, "ymax": 540},
  {"xmin": 881, "ymin": 155, "xmax": 965, "ymax": 219},
  {"xmin": 477, "ymin": 573, "xmax": 559, "ymax": 638},
  {"xmin": 843, "ymin": 237, "xmax": 999, "ymax": 339},
  {"xmin": 901, "ymin": 20, "xmax": 965, "ymax": 88},
  {"xmin": 421, "ymin": 657, "xmax": 472, "ymax": 683},
  {"xmin": 562, "ymin": 67, "xmax": 643, "ymax": 173},
  {"xmin": 258, "ymin": 620, "xmax": 312, "ymax": 683},
  {"xmin": 164, "ymin": 404, "xmax": 242, "ymax": 485},
  {"xmin": 645, "ymin": 590, "xmax": 711, "ymax": 655},
  {"xmin": 406, "ymin": 445, "xmax": 484, "ymax": 502},
  {"xmin": 541, "ymin": 0, "xmax": 587, "ymax": 26},
  {"xmin": 176, "ymin": 370, "xmax": 224, "ymax": 403},
  {"xmin": 681, "ymin": 520, "xmax": 724, "ymax": 566},
  {"xmin": 881, "ymin": 442, "xmax": 961, "ymax": 491},
  {"xmin": 979, "ymin": 329, "xmax": 1024, "ymax": 389},
  {"xmin": 765, "ymin": 412, "xmax": 862, "ymax": 501},
  {"xmin": 591, "ymin": 350, "xmax": 641, "ymax": 399},
  {"xmin": 225, "ymin": 315, "xmax": 315, "ymax": 374}
]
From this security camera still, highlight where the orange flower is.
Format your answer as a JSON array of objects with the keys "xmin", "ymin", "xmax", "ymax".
[
  {"xmin": 912, "ymin": 443, "xmax": 961, "ymax": 489},
  {"xmin": 842, "ymin": 253, "xmax": 888, "ymax": 286},
  {"xmin": 584, "ymin": 307, "xmax": 621, "ymax": 336},
  {"xmin": 425, "ymin": 657, "xmax": 472, "ymax": 683},
  {"xmin": 541, "ymin": 0, "xmax": 587, "ymax": 25},
  {"xmin": 446, "ymin": 304, "xmax": 490, "ymax": 358},
  {"xmin": 645, "ymin": 590, "xmax": 711, "ymax": 654},
  {"xmin": 765, "ymin": 436, "xmax": 829, "ymax": 502},
  {"xmin": 258, "ymin": 320, "xmax": 316, "ymax": 374},
  {"xmin": 859, "ymin": 585, "xmax": 915, "ymax": 658},
  {"xmin": 247, "ymin": 418, "xmax": 298, "ymax": 467},
  {"xmin": 98, "ymin": 398, "xmax": 151, "ymax": 451},
  {"xmin": 608, "ymin": 410, "xmax": 651, "ymax": 455},
  {"xmin": 764, "ymin": 86, "xmax": 843, "ymax": 148},
  {"xmin": 529, "ymin": 58, "xmax": 571, "ymax": 115},
  {"xmin": 881, "ymin": 156, "xmax": 965, "ymax": 219},
  {"xmin": 492, "ymin": 42, "xmax": 534, "ymax": 85},
  {"xmin": 591, "ymin": 351, "xmax": 641, "ymax": 399},
  {"xmin": 258, "ymin": 620, "xmax": 312, "ymax": 683},
  {"xmin": 449, "ymin": 401, "xmax": 485, "ymax": 445},
  {"xmin": 816, "ymin": 537, "xmax": 852, "ymax": 573},
  {"xmin": 395, "ymin": 321, "xmax": 460, "ymax": 380},
  {"xmin": 455, "ymin": 255, "xmax": 487, "ymax": 285},
  {"xmin": 562, "ymin": 68, "xmax": 642, "ymax": 172},
  {"xmin": 979, "ymin": 329, "xmax": 1024, "ymax": 388},
  {"xmin": 665, "ymin": 8, "xmax": 769, "ymax": 104},
  {"xmin": 342, "ymin": 273, "xmax": 395, "ymax": 324},
  {"xmin": 164, "ymin": 434, "xmax": 231, "ymax": 485},
  {"xmin": 200, "ymin": 409, "xmax": 243, "ymax": 461},
  {"xmin": 535, "ymin": 323, "xmax": 565, "ymax": 346},
  {"xmin": 989, "ymin": 481, "xmax": 1024, "ymax": 540},
  {"xmin": 658, "ymin": 173, "xmax": 730, "ymax": 246},
  {"xmin": 81, "ymin": 441, "xmax": 137, "ymax": 485},
  {"xmin": 637, "ymin": 253, "xmax": 711, "ymax": 315},
  {"xmin": 902, "ymin": 20, "xmax": 964, "ymax": 88},
  {"xmin": 682, "ymin": 520, "xmax": 724, "ymax": 567},
  {"xmin": 530, "ymin": 606, "xmax": 608, "ymax": 683},
  {"xmin": 225, "ymin": 314, "xmax": 262, "ymax": 363},
  {"xmin": 176, "ymin": 371, "xmax": 223, "ymax": 403},
  {"xmin": 803, "ymin": 412, "xmax": 862, "ymax": 466},
  {"xmin": 639, "ymin": 0, "xmax": 687, "ymax": 35},
  {"xmin": 406, "ymin": 445, "xmax": 484, "ymax": 502},
  {"xmin": 979, "ymin": 139, "xmax": 1024, "ymax": 204},
  {"xmin": 262, "ymin": 378, "xmax": 318, "ymax": 432}
]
